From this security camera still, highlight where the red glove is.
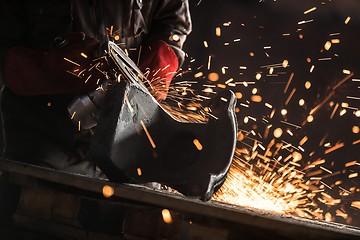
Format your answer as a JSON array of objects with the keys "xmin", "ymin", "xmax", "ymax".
[
  {"xmin": 139, "ymin": 40, "xmax": 179, "ymax": 101},
  {"xmin": 3, "ymin": 32, "xmax": 105, "ymax": 96}
]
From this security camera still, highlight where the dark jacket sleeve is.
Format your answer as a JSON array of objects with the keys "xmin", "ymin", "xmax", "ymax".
[
  {"xmin": 0, "ymin": 1, "xmax": 28, "ymax": 72},
  {"xmin": 147, "ymin": 0, "xmax": 192, "ymax": 66}
]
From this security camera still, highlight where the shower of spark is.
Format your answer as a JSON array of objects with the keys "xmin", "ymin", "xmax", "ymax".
[
  {"xmin": 213, "ymin": 151, "xmax": 306, "ymax": 214},
  {"xmin": 92, "ymin": 0, "xmax": 359, "ymax": 227},
  {"xmin": 147, "ymin": 0, "xmax": 360, "ymax": 226}
]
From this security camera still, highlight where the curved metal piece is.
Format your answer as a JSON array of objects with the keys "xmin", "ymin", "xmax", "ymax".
[
  {"xmin": 91, "ymin": 83, "xmax": 237, "ymax": 200},
  {"xmin": 90, "ymin": 43, "xmax": 238, "ymax": 201}
]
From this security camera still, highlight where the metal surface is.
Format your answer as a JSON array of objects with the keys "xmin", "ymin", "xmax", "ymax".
[
  {"xmin": 67, "ymin": 94, "xmax": 99, "ymax": 129},
  {"xmin": 90, "ymin": 42, "xmax": 238, "ymax": 201},
  {"xmin": 1, "ymin": 160, "xmax": 360, "ymax": 239}
]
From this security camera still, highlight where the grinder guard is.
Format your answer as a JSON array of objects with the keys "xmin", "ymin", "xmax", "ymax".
[{"xmin": 90, "ymin": 42, "xmax": 237, "ymax": 201}]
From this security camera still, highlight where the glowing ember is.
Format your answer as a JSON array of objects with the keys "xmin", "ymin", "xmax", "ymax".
[
  {"xmin": 352, "ymin": 126, "xmax": 360, "ymax": 134},
  {"xmin": 273, "ymin": 128, "xmax": 283, "ymax": 138},
  {"xmin": 162, "ymin": 209, "xmax": 173, "ymax": 224},
  {"xmin": 324, "ymin": 41, "xmax": 332, "ymax": 51},
  {"xmin": 235, "ymin": 92, "xmax": 243, "ymax": 99},
  {"xmin": 251, "ymin": 95, "xmax": 262, "ymax": 103},
  {"xmin": 193, "ymin": 139, "xmax": 203, "ymax": 151},
  {"xmin": 140, "ymin": 120, "xmax": 156, "ymax": 149},
  {"xmin": 215, "ymin": 27, "xmax": 221, "ymax": 37},
  {"xmin": 208, "ymin": 72, "xmax": 219, "ymax": 82},
  {"xmin": 304, "ymin": 7, "xmax": 316, "ymax": 15},
  {"xmin": 102, "ymin": 185, "xmax": 114, "ymax": 198},
  {"xmin": 137, "ymin": 168, "xmax": 142, "ymax": 176},
  {"xmin": 345, "ymin": 16, "xmax": 351, "ymax": 24},
  {"xmin": 299, "ymin": 99, "xmax": 305, "ymax": 106},
  {"xmin": 255, "ymin": 73, "xmax": 262, "ymax": 80},
  {"xmin": 282, "ymin": 60, "xmax": 289, "ymax": 68}
]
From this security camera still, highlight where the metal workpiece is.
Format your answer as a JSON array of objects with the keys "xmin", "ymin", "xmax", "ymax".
[
  {"xmin": 92, "ymin": 82, "xmax": 237, "ymax": 201},
  {"xmin": 89, "ymin": 42, "xmax": 238, "ymax": 201}
]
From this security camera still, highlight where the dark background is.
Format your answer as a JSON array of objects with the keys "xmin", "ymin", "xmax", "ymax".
[{"xmin": 177, "ymin": 0, "xmax": 360, "ymax": 227}]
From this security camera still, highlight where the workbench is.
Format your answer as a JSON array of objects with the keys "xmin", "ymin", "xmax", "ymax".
[{"xmin": 1, "ymin": 159, "xmax": 359, "ymax": 240}]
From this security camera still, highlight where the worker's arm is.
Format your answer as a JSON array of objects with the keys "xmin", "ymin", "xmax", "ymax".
[
  {"xmin": 3, "ymin": 34, "xmax": 102, "ymax": 96},
  {"xmin": 0, "ymin": 1, "xmax": 27, "ymax": 74},
  {"xmin": 139, "ymin": 0, "xmax": 192, "ymax": 100},
  {"xmin": 148, "ymin": 0, "xmax": 192, "ymax": 65},
  {"xmin": 0, "ymin": 2, "xmax": 101, "ymax": 96}
]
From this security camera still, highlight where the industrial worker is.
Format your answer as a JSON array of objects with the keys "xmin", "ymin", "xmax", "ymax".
[{"xmin": 0, "ymin": 0, "xmax": 191, "ymax": 229}]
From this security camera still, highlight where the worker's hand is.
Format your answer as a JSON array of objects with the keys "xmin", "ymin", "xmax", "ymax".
[
  {"xmin": 3, "ymin": 32, "xmax": 107, "ymax": 96},
  {"xmin": 139, "ymin": 40, "xmax": 179, "ymax": 101}
]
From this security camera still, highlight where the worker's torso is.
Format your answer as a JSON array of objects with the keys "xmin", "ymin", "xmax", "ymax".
[{"xmin": 24, "ymin": 0, "xmax": 153, "ymax": 50}]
